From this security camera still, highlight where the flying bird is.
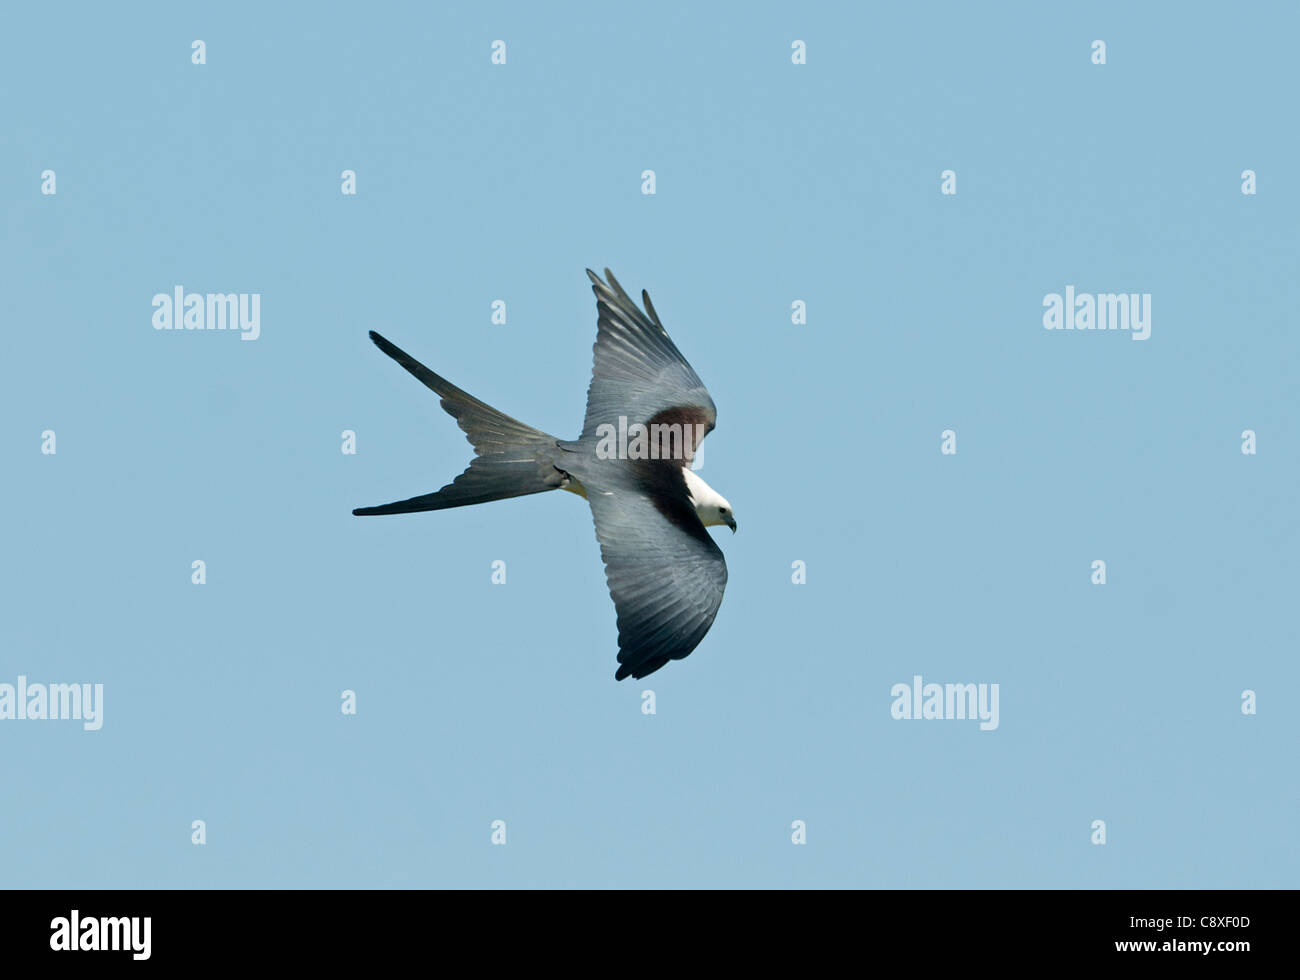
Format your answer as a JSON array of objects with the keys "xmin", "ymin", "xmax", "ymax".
[{"xmin": 353, "ymin": 269, "xmax": 735, "ymax": 680}]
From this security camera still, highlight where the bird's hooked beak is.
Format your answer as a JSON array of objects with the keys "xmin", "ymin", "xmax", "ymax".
[{"xmin": 727, "ymin": 516, "xmax": 737, "ymax": 533}]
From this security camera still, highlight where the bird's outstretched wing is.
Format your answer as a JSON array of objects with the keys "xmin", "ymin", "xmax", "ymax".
[
  {"xmin": 571, "ymin": 270, "xmax": 729, "ymax": 678},
  {"xmin": 579, "ymin": 268, "xmax": 716, "ymax": 454},
  {"xmin": 586, "ymin": 484, "xmax": 728, "ymax": 680}
]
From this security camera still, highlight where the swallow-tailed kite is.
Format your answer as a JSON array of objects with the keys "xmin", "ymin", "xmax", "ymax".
[{"xmin": 353, "ymin": 269, "xmax": 734, "ymax": 680}]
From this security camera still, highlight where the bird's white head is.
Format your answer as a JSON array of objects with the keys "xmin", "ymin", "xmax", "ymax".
[{"xmin": 682, "ymin": 467, "xmax": 737, "ymax": 533}]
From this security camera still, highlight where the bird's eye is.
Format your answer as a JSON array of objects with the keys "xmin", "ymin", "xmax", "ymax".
[{"xmin": 720, "ymin": 507, "xmax": 728, "ymax": 514}]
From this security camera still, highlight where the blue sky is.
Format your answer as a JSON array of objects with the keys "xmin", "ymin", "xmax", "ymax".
[{"xmin": 2, "ymin": 1, "xmax": 1296, "ymax": 888}]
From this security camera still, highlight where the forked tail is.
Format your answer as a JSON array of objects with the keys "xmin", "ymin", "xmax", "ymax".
[{"xmin": 352, "ymin": 331, "xmax": 565, "ymax": 516}]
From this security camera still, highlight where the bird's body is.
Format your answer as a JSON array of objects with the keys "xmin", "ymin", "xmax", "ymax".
[{"xmin": 353, "ymin": 269, "xmax": 735, "ymax": 680}]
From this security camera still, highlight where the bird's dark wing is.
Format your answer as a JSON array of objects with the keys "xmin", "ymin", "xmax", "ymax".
[
  {"xmin": 579, "ymin": 269, "xmax": 716, "ymax": 459},
  {"xmin": 585, "ymin": 474, "xmax": 728, "ymax": 680}
]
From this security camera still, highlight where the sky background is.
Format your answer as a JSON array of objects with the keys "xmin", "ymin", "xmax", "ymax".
[{"xmin": 2, "ymin": 1, "xmax": 1296, "ymax": 888}]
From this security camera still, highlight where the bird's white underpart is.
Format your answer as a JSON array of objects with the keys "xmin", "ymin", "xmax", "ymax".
[{"xmin": 683, "ymin": 467, "xmax": 735, "ymax": 530}]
